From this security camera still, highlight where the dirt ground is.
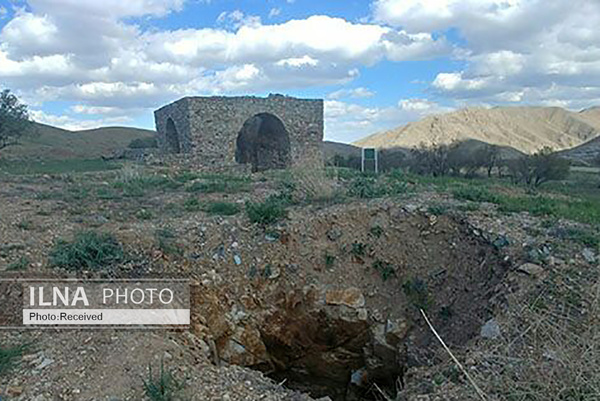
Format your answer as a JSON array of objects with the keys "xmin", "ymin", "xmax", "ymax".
[{"xmin": 0, "ymin": 165, "xmax": 598, "ymax": 400}]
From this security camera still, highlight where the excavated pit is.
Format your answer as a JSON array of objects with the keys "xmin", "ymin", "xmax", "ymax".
[{"xmin": 191, "ymin": 206, "xmax": 510, "ymax": 400}]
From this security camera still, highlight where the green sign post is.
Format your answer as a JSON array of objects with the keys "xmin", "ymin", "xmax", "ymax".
[{"xmin": 361, "ymin": 147, "xmax": 378, "ymax": 173}]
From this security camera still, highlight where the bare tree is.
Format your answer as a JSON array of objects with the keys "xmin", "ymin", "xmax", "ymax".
[{"xmin": 509, "ymin": 147, "xmax": 570, "ymax": 187}]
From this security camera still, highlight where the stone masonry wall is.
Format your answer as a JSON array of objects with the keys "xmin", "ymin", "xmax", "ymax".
[{"xmin": 154, "ymin": 94, "xmax": 323, "ymax": 169}]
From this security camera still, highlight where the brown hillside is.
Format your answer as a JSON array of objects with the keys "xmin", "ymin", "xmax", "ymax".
[
  {"xmin": 1, "ymin": 122, "xmax": 155, "ymax": 160},
  {"xmin": 354, "ymin": 106, "xmax": 600, "ymax": 154}
]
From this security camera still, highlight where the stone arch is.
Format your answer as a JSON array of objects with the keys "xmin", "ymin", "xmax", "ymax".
[
  {"xmin": 165, "ymin": 117, "xmax": 181, "ymax": 154},
  {"xmin": 235, "ymin": 113, "xmax": 291, "ymax": 172}
]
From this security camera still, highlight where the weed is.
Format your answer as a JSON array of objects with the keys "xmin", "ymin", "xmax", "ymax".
[
  {"xmin": 0, "ymin": 343, "xmax": 28, "ymax": 376},
  {"xmin": 183, "ymin": 197, "xmax": 202, "ymax": 212},
  {"xmin": 50, "ymin": 231, "xmax": 124, "ymax": 270},
  {"xmin": 142, "ymin": 361, "xmax": 182, "ymax": 401},
  {"xmin": 560, "ymin": 227, "xmax": 600, "ymax": 248},
  {"xmin": 427, "ymin": 203, "xmax": 449, "ymax": 216},
  {"xmin": 457, "ymin": 203, "xmax": 480, "ymax": 212},
  {"xmin": 369, "ymin": 225, "xmax": 384, "ymax": 238},
  {"xmin": 155, "ymin": 228, "xmax": 183, "ymax": 256},
  {"xmin": 290, "ymin": 168, "xmax": 341, "ymax": 204},
  {"xmin": 372, "ymin": 259, "xmax": 395, "ymax": 281},
  {"xmin": 7, "ymin": 256, "xmax": 29, "ymax": 271},
  {"xmin": 15, "ymin": 219, "xmax": 34, "ymax": 230},
  {"xmin": 135, "ymin": 209, "xmax": 154, "ymax": 220},
  {"xmin": 452, "ymin": 186, "xmax": 499, "ymax": 203},
  {"xmin": 245, "ymin": 197, "xmax": 287, "ymax": 226},
  {"xmin": 324, "ymin": 253, "xmax": 336, "ymax": 269},
  {"xmin": 204, "ymin": 201, "xmax": 240, "ymax": 216},
  {"xmin": 347, "ymin": 175, "xmax": 382, "ymax": 199},
  {"xmin": 402, "ymin": 276, "xmax": 431, "ymax": 310},
  {"xmin": 350, "ymin": 242, "xmax": 367, "ymax": 257},
  {"xmin": 186, "ymin": 179, "xmax": 249, "ymax": 194}
]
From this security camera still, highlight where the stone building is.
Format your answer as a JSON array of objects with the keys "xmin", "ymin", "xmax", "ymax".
[{"xmin": 154, "ymin": 94, "xmax": 324, "ymax": 171}]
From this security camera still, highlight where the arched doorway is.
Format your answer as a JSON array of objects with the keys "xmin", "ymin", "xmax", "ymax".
[
  {"xmin": 235, "ymin": 113, "xmax": 291, "ymax": 172},
  {"xmin": 165, "ymin": 117, "xmax": 181, "ymax": 154}
]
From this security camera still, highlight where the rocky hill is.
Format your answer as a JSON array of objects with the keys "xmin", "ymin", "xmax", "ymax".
[
  {"xmin": 559, "ymin": 135, "xmax": 600, "ymax": 165},
  {"xmin": 354, "ymin": 106, "xmax": 600, "ymax": 155}
]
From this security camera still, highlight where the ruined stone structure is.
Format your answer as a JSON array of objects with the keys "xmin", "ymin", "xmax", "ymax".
[{"xmin": 154, "ymin": 94, "xmax": 324, "ymax": 171}]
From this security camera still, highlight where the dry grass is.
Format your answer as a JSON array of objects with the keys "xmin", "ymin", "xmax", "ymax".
[
  {"xmin": 290, "ymin": 168, "xmax": 341, "ymax": 203},
  {"xmin": 468, "ymin": 268, "xmax": 600, "ymax": 400}
]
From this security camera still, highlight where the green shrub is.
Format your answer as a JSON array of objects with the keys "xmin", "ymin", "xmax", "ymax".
[
  {"xmin": 246, "ymin": 197, "xmax": 287, "ymax": 225},
  {"xmin": 427, "ymin": 203, "xmax": 449, "ymax": 216},
  {"xmin": 0, "ymin": 343, "xmax": 28, "ymax": 376},
  {"xmin": 372, "ymin": 260, "xmax": 395, "ymax": 281},
  {"xmin": 186, "ymin": 179, "xmax": 249, "ymax": 194},
  {"xmin": 142, "ymin": 361, "xmax": 182, "ymax": 401},
  {"xmin": 135, "ymin": 209, "xmax": 154, "ymax": 220},
  {"xmin": 15, "ymin": 219, "xmax": 34, "ymax": 230},
  {"xmin": 350, "ymin": 242, "xmax": 367, "ymax": 257},
  {"xmin": 369, "ymin": 225, "xmax": 384, "ymax": 238},
  {"xmin": 347, "ymin": 175, "xmax": 382, "ymax": 198},
  {"xmin": 183, "ymin": 197, "xmax": 202, "ymax": 212},
  {"xmin": 50, "ymin": 231, "xmax": 124, "ymax": 270},
  {"xmin": 452, "ymin": 186, "xmax": 499, "ymax": 203},
  {"xmin": 128, "ymin": 137, "xmax": 157, "ymax": 149},
  {"xmin": 324, "ymin": 253, "xmax": 336, "ymax": 268},
  {"xmin": 205, "ymin": 201, "xmax": 240, "ymax": 216},
  {"xmin": 155, "ymin": 228, "xmax": 183, "ymax": 256},
  {"xmin": 402, "ymin": 276, "xmax": 431, "ymax": 310},
  {"xmin": 7, "ymin": 256, "xmax": 29, "ymax": 271}
]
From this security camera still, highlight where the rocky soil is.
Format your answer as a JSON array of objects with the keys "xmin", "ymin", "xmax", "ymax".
[{"xmin": 0, "ymin": 166, "xmax": 598, "ymax": 400}]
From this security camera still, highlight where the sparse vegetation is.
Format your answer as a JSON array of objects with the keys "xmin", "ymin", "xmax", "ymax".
[
  {"xmin": 0, "ymin": 158, "xmax": 119, "ymax": 175},
  {"xmin": 7, "ymin": 256, "xmax": 29, "ymax": 271},
  {"xmin": 350, "ymin": 241, "xmax": 367, "ymax": 257},
  {"xmin": 204, "ymin": 201, "xmax": 240, "ymax": 216},
  {"xmin": 245, "ymin": 197, "xmax": 288, "ymax": 225},
  {"xmin": 427, "ymin": 203, "xmax": 449, "ymax": 216},
  {"xmin": 49, "ymin": 231, "xmax": 124, "ymax": 270},
  {"xmin": 0, "ymin": 343, "xmax": 28, "ymax": 376},
  {"xmin": 372, "ymin": 259, "xmax": 395, "ymax": 281},
  {"xmin": 185, "ymin": 176, "xmax": 250, "ymax": 194},
  {"xmin": 324, "ymin": 253, "xmax": 336, "ymax": 269},
  {"xmin": 509, "ymin": 147, "xmax": 571, "ymax": 187},
  {"xmin": 402, "ymin": 276, "xmax": 431, "ymax": 310},
  {"xmin": 128, "ymin": 137, "xmax": 157, "ymax": 149},
  {"xmin": 155, "ymin": 228, "xmax": 183, "ymax": 256},
  {"xmin": 142, "ymin": 361, "xmax": 182, "ymax": 401}
]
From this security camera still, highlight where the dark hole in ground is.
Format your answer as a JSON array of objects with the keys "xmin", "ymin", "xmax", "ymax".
[{"xmin": 235, "ymin": 113, "xmax": 291, "ymax": 172}]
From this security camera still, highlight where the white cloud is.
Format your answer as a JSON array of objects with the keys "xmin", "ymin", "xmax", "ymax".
[
  {"xmin": 268, "ymin": 8, "xmax": 281, "ymax": 18},
  {"xmin": 325, "ymin": 98, "xmax": 453, "ymax": 142},
  {"xmin": 30, "ymin": 109, "xmax": 133, "ymax": 131},
  {"xmin": 373, "ymin": 0, "xmax": 600, "ymax": 108},
  {"xmin": 327, "ymin": 87, "xmax": 375, "ymax": 99},
  {"xmin": 0, "ymin": 5, "xmax": 449, "ymax": 116}
]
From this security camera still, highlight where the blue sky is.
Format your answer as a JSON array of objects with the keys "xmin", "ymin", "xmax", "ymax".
[{"xmin": 1, "ymin": 0, "xmax": 599, "ymax": 142}]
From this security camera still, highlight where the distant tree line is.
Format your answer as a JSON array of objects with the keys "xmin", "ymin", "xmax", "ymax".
[{"xmin": 329, "ymin": 141, "xmax": 571, "ymax": 188}]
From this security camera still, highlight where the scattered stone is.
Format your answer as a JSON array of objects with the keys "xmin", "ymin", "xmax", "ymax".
[
  {"xmin": 517, "ymin": 263, "xmax": 545, "ymax": 277},
  {"xmin": 265, "ymin": 233, "xmax": 278, "ymax": 242},
  {"xmin": 234, "ymin": 255, "xmax": 242, "ymax": 265},
  {"xmin": 582, "ymin": 248, "xmax": 597, "ymax": 263},
  {"xmin": 480, "ymin": 318, "xmax": 501, "ymax": 339},
  {"xmin": 325, "ymin": 287, "xmax": 365, "ymax": 309},
  {"xmin": 7, "ymin": 386, "xmax": 23, "ymax": 396},
  {"xmin": 326, "ymin": 228, "xmax": 342, "ymax": 241}
]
